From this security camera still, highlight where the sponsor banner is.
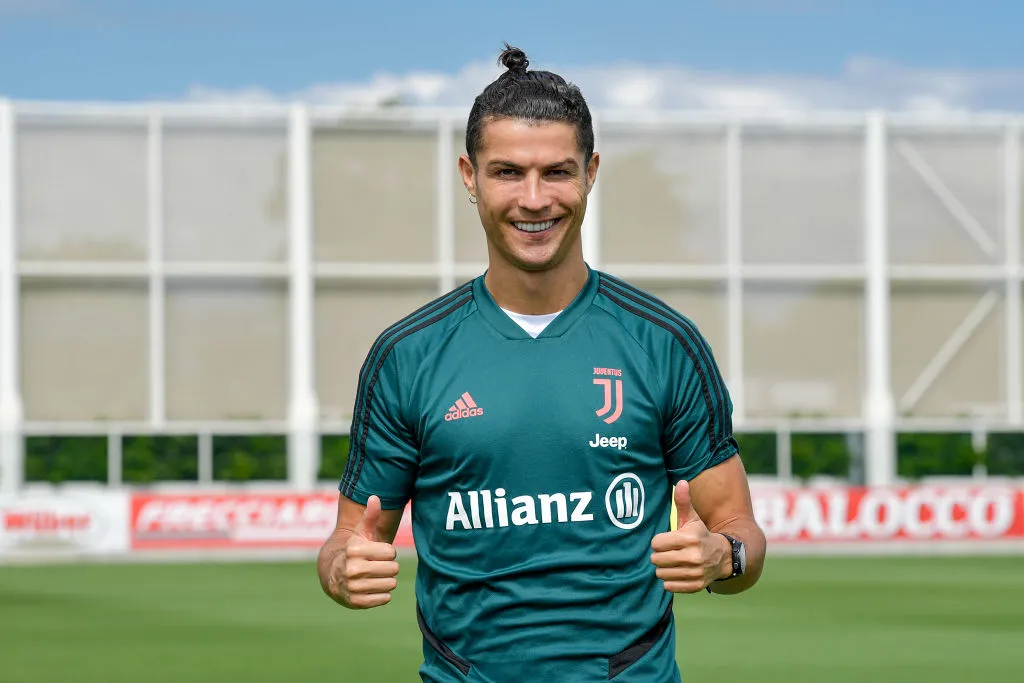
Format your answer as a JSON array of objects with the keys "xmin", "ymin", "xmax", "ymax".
[
  {"xmin": 130, "ymin": 492, "xmax": 414, "ymax": 550},
  {"xmin": 751, "ymin": 484, "xmax": 1024, "ymax": 544},
  {"xmin": 128, "ymin": 484, "xmax": 1024, "ymax": 552},
  {"xmin": 0, "ymin": 491, "xmax": 129, "ymax": 555}
]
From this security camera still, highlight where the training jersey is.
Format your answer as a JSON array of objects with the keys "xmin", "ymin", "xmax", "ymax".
[{"xmin": 340, "ymin": 267, "xmax": 738, "ymax": 682}]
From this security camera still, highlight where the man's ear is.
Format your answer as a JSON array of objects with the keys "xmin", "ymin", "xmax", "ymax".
[
  {"xmin": 458, "ymin": 154, "xmax": 476, "ymax": 197},
  {"xmin": 585, "ymin": 152, "xmax": 600, "ymax": 194}
]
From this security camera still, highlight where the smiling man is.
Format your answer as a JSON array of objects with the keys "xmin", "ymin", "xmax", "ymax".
[{"xmin": 318, "ymin": 45, "xmax": 767, "ymax": 682}]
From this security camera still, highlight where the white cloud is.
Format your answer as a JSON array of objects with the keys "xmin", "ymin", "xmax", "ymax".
[
  {"xmin": 603, "ymin": 73, "xmax": 664, "ymax": 109},
  {"xmin": 184, "ymin": 56, "xmax": 1024, "ymax": 115},
  {"xmin": 187, "ymin": 85, "xmax": 280, "ymax": 105}
]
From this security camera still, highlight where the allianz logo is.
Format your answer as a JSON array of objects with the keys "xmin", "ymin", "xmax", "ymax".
[{"xmin": 445, "ymin": 473, "xmax": 645, "ymax": 531}]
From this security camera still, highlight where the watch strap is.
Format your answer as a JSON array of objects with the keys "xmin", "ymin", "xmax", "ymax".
[{"xmin": 705, "ymin": 533, "xmax": 742, "ymax": 593}]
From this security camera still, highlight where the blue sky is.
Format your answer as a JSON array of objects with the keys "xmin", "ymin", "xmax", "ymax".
[{"xmin": 3, "ymin": 0, "xmax": 1024, "ymax": 111}]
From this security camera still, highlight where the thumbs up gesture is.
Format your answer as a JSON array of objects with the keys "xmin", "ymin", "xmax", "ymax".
[
  {"xmin": 650, "ymin": 481, "xmax": 731, "ymax": 594},
  {"xmin": 330, "ymin": 495, "xmax": 401, "ymax": 609}
]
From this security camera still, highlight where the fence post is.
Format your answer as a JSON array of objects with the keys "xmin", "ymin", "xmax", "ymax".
[
  {"xmin": 0, "ymin": 100, "xmax": 23, "ymax": 495},
  {"xmin": 287, "ymin": 103, "xmax": 318, "ymax": 490},
  {"xmin": 863, "ymin": 111, "xmax": 895, "ymax": 487}
]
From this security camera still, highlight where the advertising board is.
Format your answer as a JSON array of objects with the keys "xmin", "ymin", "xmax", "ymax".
[
  {"xmin": 128, "ymin": 484, "xmax": 1024, "ymax": 553},
  {"xmin": 0, "ymin": 491, "xmax": 129, "ymax": 556},
  {"xmin": 751, "ymin": 484, "xmax": 1024, "ymax": 545},
  {"xmin": 130, "ymin": 492, "xmax": 415, "ymax": 550}
]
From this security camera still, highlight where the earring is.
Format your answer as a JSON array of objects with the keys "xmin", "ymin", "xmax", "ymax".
[{"xmin": 468, "ymin": 194, "xmax": 477, "ymax": 204}]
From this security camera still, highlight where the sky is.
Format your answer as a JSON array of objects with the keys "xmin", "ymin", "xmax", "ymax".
[{"xmin": 2, "ymin": 0, "xmax": 1024, "ymax": 113}]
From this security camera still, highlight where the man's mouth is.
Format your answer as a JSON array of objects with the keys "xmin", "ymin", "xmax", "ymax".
[{"xmin": 512, "ymin": 218, "xmax": 559, "ymax": 233}]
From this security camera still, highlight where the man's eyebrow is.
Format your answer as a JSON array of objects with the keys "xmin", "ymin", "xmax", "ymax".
[{"xmin": 485, "ymin": 158, "xmax": 579, "ymax": 169}]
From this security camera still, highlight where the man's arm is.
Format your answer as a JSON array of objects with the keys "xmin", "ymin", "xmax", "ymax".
[
  {"xmin": 689, "ymin": 454, "xmax": 766, "ymax": 594},
  {"xmin": 317, "ymin": 493, "xmax": 406, "ymax": 609},
  {"xmin": 324, "ymin": 333, "xmax": 418, "ymax": 608},
  {"xmin": 651, "ymin": 454, "xmax": 766, "ymax": 595}
]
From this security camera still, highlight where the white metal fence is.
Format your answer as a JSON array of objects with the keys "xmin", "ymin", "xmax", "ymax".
[{"xmin": 0, "ymin": 100, "xmax": 1022, "ymax": 492}]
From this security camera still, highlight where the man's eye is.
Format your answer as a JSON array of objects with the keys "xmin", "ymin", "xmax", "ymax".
[{"xmin": 498, "ymin": 168, "xmax": 519, "ymax": 177}]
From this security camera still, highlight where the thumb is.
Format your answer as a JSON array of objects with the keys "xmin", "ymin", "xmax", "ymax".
[
  {"xmin": 353, "ymin": 495, "xmax": 382, "ymax": 541},
  {"xmin": 674, "ymin": 481, "xmax": 698, "ymax": 528}
]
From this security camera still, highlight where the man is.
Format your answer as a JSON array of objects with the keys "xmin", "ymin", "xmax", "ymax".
[{"xmin": 318, "ymin": 45, "xmax": 766, "ymax": 681}]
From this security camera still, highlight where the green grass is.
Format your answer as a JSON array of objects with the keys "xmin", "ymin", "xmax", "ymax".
[{"xmin": 1, "ymin": 555, "xmax": 1022, "ymax": 682}]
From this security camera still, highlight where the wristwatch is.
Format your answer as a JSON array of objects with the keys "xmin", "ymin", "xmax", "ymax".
[{"xmin": 706, "ymin": 533, "xmax": 745, "ymax": 593}]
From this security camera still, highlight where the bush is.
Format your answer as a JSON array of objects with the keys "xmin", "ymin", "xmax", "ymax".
[
  {"xmin": 735, "ymin": 433, "xmax": 776, "ymax": 475},
  {"xmin": 791, "ymin": 433, "xmax": 855, "ymax": 481},
  {"xmin": 981, "ymin": 433, "xmax": 1024, "ymax": 476},
  {"xmin": 123, "ymin": 436, "xmax": 198, "ymax": 483},
  {"xmin": 318, "ymin": 435, "xmax": 351, "ymax": 482},
  {"xmin": 25, "ymin": 436, "xmax": 107, "ymax": 484},
  {"xmin": 19, "ymin": 430, "xmax": 1024, "ymax": 484},
  {"xmin": 896, "ymin": 432, "xmax": 979, "ymax": 479},
  {"xmin": 213, "ymin": 435, "xmax": 287, "ymax": 481}
]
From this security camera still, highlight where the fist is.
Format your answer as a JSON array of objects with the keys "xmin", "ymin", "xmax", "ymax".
[
  {"xmin": 329, "ymin": 495, "xmax": 401, "ymax": 609},
  {"xmin": 650, "ymin": 481, "xmax": 730, "ymax": 594}
]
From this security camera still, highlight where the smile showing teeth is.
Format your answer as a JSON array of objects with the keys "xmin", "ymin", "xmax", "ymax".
[{"xmin": 512, "ymin": 219, "xmax": 557, "ymax": 233}]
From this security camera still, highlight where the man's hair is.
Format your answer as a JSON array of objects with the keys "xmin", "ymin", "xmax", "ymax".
[{"xmin": 465, "ymin": 44, "xmax": 594, "ymax": 168}]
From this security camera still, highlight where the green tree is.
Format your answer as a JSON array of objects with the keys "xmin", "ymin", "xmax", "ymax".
[
  {"xmin": 25, "ymin": 436, "xmax": 107, "ymax": 484},
  {"xmin": 319, "ymin": 435, "xmax": 351, "ymax": 481},
  {"xmin": 735, "ymin": 433, "xmax": 776, "ymax": 475},
  {"xmin": 123, "ymin": 436, "xmax": 199, "ymax": 483},
  {"xmin": 791, "ymin": 433, "xmax": 853, "ymax": 480},
  {"xmin": 896, "ymin": 433, "xmax": 980, "ymax": 479},
  {"xmin": 213, "ymin": 435, "xmax": 287, "ymax": 481},
  {"xmin": 982, "ymin": 433, "xmax": 1024, "ymax": 476}
]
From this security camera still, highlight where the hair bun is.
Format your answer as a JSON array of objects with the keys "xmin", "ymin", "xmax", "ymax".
[{"xmin": 498, "ymin": 44, "xmax": 529, "ymax": 74}]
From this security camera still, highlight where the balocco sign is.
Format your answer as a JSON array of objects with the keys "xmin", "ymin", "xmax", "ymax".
[{"xmin": 751, "ymin": 485, "xmax": 1024, "ymax": 543}]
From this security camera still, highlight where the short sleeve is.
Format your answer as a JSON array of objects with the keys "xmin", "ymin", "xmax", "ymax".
[
  {"xmin": 339, "ymin": 347, "xmax": 419, "ymax": 510},
  {"xmin": 662, "ymin": 333, "xmax": 739, "ymax": 482}
]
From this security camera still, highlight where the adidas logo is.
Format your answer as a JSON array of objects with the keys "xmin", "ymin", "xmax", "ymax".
[{"xmin": 445, "ymin": 392, "xmax": 484, "ymax": 422}]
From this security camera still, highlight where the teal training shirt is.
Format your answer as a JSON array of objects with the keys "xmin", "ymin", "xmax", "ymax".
[{"xmin": 340, "ymin": 267, "xmax": 739, "ymax": 682}]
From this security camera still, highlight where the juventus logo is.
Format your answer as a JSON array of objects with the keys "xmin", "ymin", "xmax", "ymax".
[{"xmin": 593, "ymin": 367, "xmax": 624, "ymax": 424}]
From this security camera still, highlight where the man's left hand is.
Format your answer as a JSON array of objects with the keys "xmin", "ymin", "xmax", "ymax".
[{"xmin": 650, "ymin": 480, "xmax": 731, "ymax": 593}]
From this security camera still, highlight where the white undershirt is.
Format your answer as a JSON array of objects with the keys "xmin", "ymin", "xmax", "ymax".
[{"xmin": 500, "ymin": 307, "xmax": 563, "ymax": 338}]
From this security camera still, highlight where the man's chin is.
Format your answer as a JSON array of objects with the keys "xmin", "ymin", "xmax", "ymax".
[
  {"xmin": 515, "ymin": 261, "xmax": 555, "ymax": 273},
  {"xmin": 488, "ymin": 237, "xmax": 577, "ymax": 274},
  {"xmin": 507, "ymin": 250, "xmax": 567, "ymax": 273}
]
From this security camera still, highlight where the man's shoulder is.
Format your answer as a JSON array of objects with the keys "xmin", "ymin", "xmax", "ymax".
[
  {"xmin": 366, "ymin": 280, "xmax": 477, "ymax": 360},
  {"xmin": 592, "ymin": 271, "xmax": 709, "ymax": 347}
]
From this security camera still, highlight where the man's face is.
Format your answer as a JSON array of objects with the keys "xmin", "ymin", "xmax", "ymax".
[{"xmin": 459, "ymin": 118, "xmax": 599, "ymax": 274}]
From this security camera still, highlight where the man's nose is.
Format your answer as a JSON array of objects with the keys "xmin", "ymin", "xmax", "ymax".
[{"xmin": 518, "ymin": 175, "xmax": 552, "ymax": 213}]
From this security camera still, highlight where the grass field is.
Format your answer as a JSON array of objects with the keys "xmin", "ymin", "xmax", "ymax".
[{"xmin": 2, "ymin": 555, "xmax": 1023, "ymax": 682}]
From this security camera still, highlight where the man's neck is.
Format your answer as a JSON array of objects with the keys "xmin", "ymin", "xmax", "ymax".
[{"xmin": 484, "ymin": 257, "xmax": 588, "ymax": 315}]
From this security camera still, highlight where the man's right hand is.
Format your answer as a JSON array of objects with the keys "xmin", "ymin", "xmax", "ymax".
[{"xmin": 326, "ymin": 495, "xmax": 401, "ymax": 609}]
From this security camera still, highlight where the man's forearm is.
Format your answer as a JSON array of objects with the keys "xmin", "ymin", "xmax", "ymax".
[
  {"xmin": 708, "ymin": 519, "xmax": 766, "ymax": 594},
  {"xmin": 317, "ymin": 529, "xmax": 354, "ymax": 603}
]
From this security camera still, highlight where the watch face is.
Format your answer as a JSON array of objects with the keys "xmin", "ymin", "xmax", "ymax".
[{"xmin": 736, "ymin": 542, "xmax": 747, "ymax": 575}]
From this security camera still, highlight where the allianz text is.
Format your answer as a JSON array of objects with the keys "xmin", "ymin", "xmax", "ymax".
[{"xmin": 446, "ymin": 489, "xmax": 594, "ymax": 530}]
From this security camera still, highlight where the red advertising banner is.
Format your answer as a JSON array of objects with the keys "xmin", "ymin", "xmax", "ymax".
[
  {"xmin": 751, "ymin": 484, "xmax": 1024, "ymax": 544},
  {"xmin": 129, "ymin": 485, "xmax": 1024, "ymax": 552},
  {"xmin": 130, "ymin": 492, "xmax": 414, "ymax": 550}
]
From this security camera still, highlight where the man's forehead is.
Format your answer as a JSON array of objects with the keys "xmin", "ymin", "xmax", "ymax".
[{"xmin": 476, "ymin": 118, "xmax": 580, "ymax": 162}]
